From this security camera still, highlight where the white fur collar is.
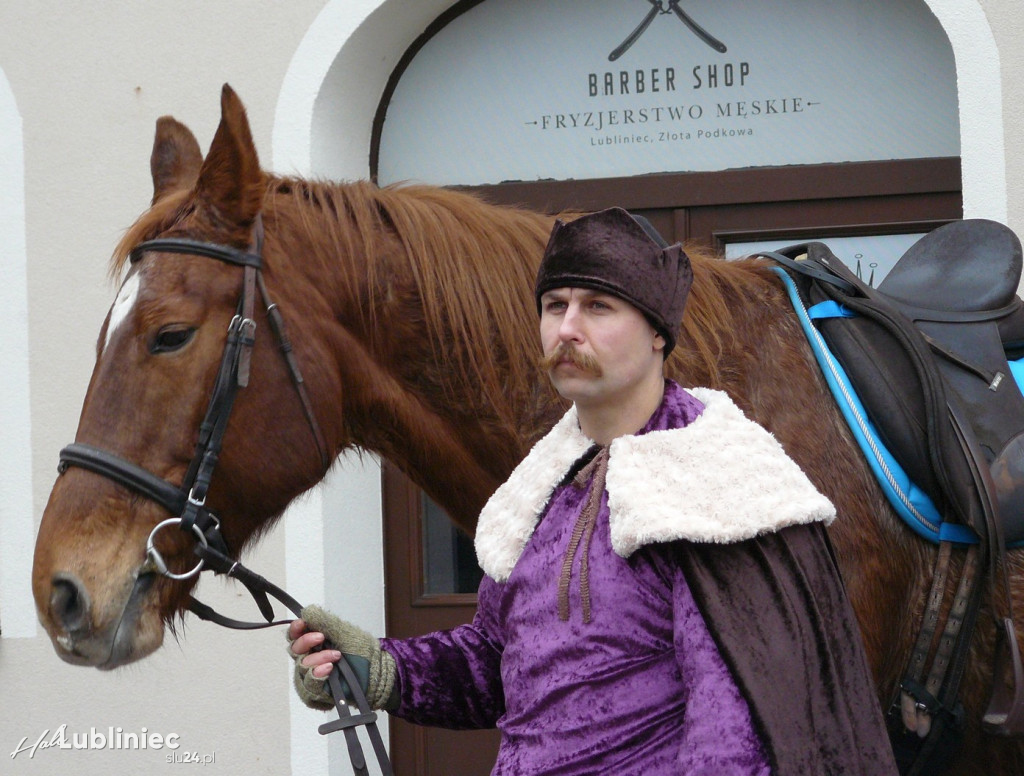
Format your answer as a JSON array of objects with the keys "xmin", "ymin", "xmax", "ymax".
[{"xmin": 475, "ymin": 387, "xmax": 835, "ymax": 582}]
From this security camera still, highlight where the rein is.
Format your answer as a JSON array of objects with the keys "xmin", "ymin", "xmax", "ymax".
[{"xmin": 56, "ymin": 220, "xmax": 394, "ymax": 776}]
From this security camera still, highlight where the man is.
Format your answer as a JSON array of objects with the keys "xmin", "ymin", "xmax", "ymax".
[{"xmin": 290, "ymin": 208, "xmax": 896, "ymax": 774}]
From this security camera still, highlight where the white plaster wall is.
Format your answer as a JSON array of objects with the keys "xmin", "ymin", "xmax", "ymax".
[
  {"xmin": 982, "ymin": 0, "xmax": 1024, "ymax": 232},
  {"xmin": 0, "ymin": 1, "xmax": 1020, "ymax": 775},
  {"xmin": 0, "ymin": 68, "xmax": 34, "ymax": 642},
  {"xmin": 928, "ymin": 0, "xmax": 1007, "ymax": 222},
  {"xmin": 0, "ymin": 4, "xmax": 328, "ymax": 775}
]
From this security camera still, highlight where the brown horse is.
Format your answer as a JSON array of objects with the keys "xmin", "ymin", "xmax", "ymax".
[{"xmin": 32, "ymin": 85, "xmax": 1024, "ymax": 774}]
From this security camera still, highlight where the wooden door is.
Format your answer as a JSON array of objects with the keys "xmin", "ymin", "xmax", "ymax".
[{"xmin": 383, "ymin": 464, "xmax": 496, "ymax": 775}]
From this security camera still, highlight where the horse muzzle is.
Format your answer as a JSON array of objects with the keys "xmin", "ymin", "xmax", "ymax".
[{"xmin": 42, "ymin": 567, "xmax": 162, "ymax": 670}]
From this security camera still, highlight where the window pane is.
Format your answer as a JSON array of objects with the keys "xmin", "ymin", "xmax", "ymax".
[
  {"xmin": 727, "ymin": 233, "xmax": 926, "ymax": 285},
  {"xmin": 422, "ymin": 495, "xmax": 484, "ymax": 594}
]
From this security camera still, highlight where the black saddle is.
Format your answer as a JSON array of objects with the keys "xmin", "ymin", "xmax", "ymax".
[
  {"xmin": 770, "ymin": 220, "xmax": 1024, "ymax": 546},
  {"xmin": 882, "ymin": 219, "xmax": 1024, "ymax": 317},
  {"xmin": 765, "ymin": 219, "xmax": 1024, "ymax": 772}
]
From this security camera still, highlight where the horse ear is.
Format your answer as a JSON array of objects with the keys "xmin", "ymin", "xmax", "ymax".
[
  {"xmin": 150, "ymin": 116, "xmax": 203, "ymax": 204},
  {"xmin": 194, "ymin": 83, "xmax": 263, "ymax": 229}
]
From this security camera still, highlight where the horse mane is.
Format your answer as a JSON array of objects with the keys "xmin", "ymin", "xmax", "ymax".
[
  {"xmin": 110, "ymin": 177, "xmax": 756, "ymax": 429},
  {"xmin": 672, "ymin": 245, "xmax": 769, "ymax": 388},
  {"xmin": 110, "ymin": 188, "xmax": 196, "ymax": 278},
  {"xmin": 273, "ymin": 180, "xmax": 559, "ymax": 432}
]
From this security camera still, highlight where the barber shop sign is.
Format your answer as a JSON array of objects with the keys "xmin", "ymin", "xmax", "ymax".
[{"xmin": 376, "ymin": 0, "xmax": 958, "ymax": 186}]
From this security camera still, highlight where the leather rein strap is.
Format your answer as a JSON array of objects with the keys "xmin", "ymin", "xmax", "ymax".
[
  {"xmin": 55, "ymin": 221, "xmax": 393, "ymax": 776},
  {"xmin": 190, "ymin": 542, "xmax": 393, "ymax": 776}
]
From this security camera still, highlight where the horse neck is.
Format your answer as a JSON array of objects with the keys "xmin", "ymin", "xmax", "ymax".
[
  {"xmin": 667, "ymin": 254, "xmax": 826, "ymax": 420},
  {"xmin": 264, "ymin": 180, "xmax": 558, "ymax": 531},
  {"xmin": 670, "ymin": 254, "xmax": 860, "ymax": 498}
]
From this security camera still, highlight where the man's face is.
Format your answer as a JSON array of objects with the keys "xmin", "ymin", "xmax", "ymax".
[{"xmin": 539, "ymin": 287, "xmax": 665, "ymax": 408}]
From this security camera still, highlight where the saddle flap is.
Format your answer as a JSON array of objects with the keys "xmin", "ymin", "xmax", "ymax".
[
  {"xmin": 879, "ymin": 220, "xmax": 1023, "ymax": 314},
  {"xmin": 991, "ymin": 435, "xmax": 1024, "ymax": 545},
  {"xmin": 810, "ymin": 284, "xmax": 964, "ymax": 523}
]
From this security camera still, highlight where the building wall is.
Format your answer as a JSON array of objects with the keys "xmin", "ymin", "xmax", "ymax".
[
  {"xmin": 0, "ymin": 1, "xmax": 1020, "ymax": 774},
  {"xmin": 0, "ymin": 4, "xmax": 327, "ymax": 775},
  {"xmin": 988, "ymin": 0, "xmax": 1024, "ymax": 230}
]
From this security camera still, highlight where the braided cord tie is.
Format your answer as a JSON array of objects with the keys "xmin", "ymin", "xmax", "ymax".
[{"xmin": 557, "ymin": 447, "xmax": 609, "ymax": 624}]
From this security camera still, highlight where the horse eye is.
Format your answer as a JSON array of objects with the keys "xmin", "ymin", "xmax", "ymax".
[{"xmin": 150, "ymin": 326, "xmax": 196, "ymax": 354}]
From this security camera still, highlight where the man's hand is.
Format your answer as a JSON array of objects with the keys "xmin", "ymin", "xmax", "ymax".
[
  {"xmin": 286, "ymin": 606, "xmax": 398, "ymax": 711},
  {"xmin": 289, "ymin": 619, "xmax": 343, "ymax": 680}
]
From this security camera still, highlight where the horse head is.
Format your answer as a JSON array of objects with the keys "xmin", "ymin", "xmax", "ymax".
[
  {"xmin": 32, "ymin": 81, "xmax": 561, "ymax": 669},
  {"xmin": 32, "ymin": 85, "xmax": 337, "ymax": 668}
]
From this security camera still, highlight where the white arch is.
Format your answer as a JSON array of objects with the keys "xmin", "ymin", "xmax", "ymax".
[
  {"xmin": 925, "ymin": 0, "xmax": 1006, "ymax": 221},
  {"xmin": 0, "ymin": 67, "xmax": 36, "ymax": 639},
  {"xmin": 275, "ymin": 0, "xmax": 1007, "ymax": 221},
  {"xmin": 273, "ymin": 0, "xmax": 455, "ymax": 178},
  {"xmin": 271, "ymin": 0, "xmax": 1005, "ymax": 771}
]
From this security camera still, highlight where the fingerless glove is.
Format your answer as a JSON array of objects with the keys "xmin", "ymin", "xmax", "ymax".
[{"xmin": 289, "ymin": 604, "xmax": 398, "ymax": 712}]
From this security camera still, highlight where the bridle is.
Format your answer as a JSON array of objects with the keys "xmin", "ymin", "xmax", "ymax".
[{"xmin": 55, "ymin": 218, "xmax": 394, "ymax": 776}]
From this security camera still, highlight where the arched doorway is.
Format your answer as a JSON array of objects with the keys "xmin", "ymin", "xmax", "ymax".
[
  {"xmin": 273, "ymin": 0, "xmax": 1005, "ymax": 772},
  {"xmin": 370, "ymin": 1, "xmax": 961, "ymax": 772}
]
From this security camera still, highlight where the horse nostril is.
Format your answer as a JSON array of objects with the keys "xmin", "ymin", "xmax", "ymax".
[{"xmin": 50, "ymin": 574, "xmax": 90, "ymax": 634}]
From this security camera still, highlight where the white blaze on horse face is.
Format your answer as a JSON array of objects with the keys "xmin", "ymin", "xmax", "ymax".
[{"xmin": 104, "ymin": 271, "xmax": 142, "ymax": 352}]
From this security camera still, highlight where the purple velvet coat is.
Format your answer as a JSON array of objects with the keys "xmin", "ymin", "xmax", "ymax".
[{"xmin": 382, "ymin": 381, "xmax": 896, "ymax": 775}]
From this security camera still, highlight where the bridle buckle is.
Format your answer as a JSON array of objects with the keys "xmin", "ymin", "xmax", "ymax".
[{"xmin": 186, "ymin": 487, "xmax": 207, "ymax": 509}]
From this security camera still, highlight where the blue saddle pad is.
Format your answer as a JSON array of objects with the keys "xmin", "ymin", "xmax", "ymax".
[{"xmin": 774, "ymin": 267, "xmax": 1023, "ymax": 547}]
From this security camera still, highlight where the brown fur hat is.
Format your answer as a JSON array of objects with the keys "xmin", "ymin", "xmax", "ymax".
[{"xmin": 535, "ymin": 207, "xmax": 693, "ymax": 354}]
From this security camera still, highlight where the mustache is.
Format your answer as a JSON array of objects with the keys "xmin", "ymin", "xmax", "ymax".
[{"xmin": 537, "ymin": 343, "xmax": 603, "ymax": 376}]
